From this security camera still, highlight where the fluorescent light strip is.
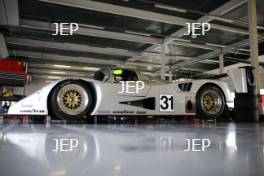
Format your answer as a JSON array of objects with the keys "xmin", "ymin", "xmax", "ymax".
[
  {"xmin": 199, "ymin": 59, "xmax": 219, "ymax": 64},
  {"xmin": 238, "ymin": 48, "xmax": 250, "ymax": 52},
  {"xmin": 80, "ymin": 24, "xmax": 105, "ymax": 30},
  {"xmin": 141, "ymin": 72, "xmax": 152, "ymax": 75},
  {"xmin": 208, "ymin": 15, "xmax": 234, "ymax": 23},
  {"xmin": 205, "ymin": 43, "xmax": 225, "ymax": 48},
  {"xmin": 125, "ymin": 30, "xmax": 151, "ymax": 37},
  {"xmin": 50, "ymin": 71, "xmax": 66, "ymax": 74},
  {"xmin": 83, "ymin": 67, "xmax": 100, "ymax": 71},
  {"xmin": 48, "ymin": 76, "xmax": 62, "ymax": 79},
  {"xmin": 53, "ymin": 65, "xmax": 71, "ymax": 68},
  {"xmin": 155, "ymin": 4, "xmax": 187, "ymax": 13}
]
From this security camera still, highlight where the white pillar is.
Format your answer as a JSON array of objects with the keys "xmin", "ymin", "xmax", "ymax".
[
  {"xmin": 160, "ymin": 44, "xmax": 166, "ymax": 80},
  {"xmin": 248, "ymin": 0, "xmax": 260, "ymax": 122},
  {"xmin": 169, "ymin": 70, "xmax": 173, "ymax": 82},
  {"xmin": 248, "ymin": 0, "xmax": 260, "ymax": 94},
  {"xmin": 219, "ymin": 53, "xmax": 224, "ymax": 74}
]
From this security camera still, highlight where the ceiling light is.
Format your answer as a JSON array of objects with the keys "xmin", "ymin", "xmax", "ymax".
[
  {"xmin": 205, "ymin": 43, "xmax": 225, "ymax": 48},
  {"xmin": 141, "ymin": 72, "xmax": 152, "ymax": 75},
  {"xmin": 125, "ymin": 30, "xmax": 151, "ymax": 37},
  {"xmin": 208, "ymin": 15, "xmax": 234, "ymax": 23},
  {"xmin": 48, "ymin": 76, "xmax": 62, "ymax": 79},
  {"xmin": 198, "ymin": 60, "xmax": 219, "ymax": 64},
  {"xmin": 83, "ymin": 67, "xmax": 100, "ymax": 71},
  {"xmin": 155, "ymin": 4, "xmax": 187, "ymax": 13},
  {"xmin": 238, "ymin": 48, "xmax": 250, "ymax": 52},
  {"xmin": 53, "ymin": 65, "xmax": 71, "ymax": 68},
  {"xmin": 80, "ymin": 24, "xmax": 105, "ymax": 30},
  {"xmin": 147, "ymin": 66, "xmax": 153, "ymax": 70},
  {"xmin": 50, "ymin": 71, "xmax": 66, "ymax": 74}
]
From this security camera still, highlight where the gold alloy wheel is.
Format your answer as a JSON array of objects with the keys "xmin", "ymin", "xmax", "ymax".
[
  {"xmin": 57, "ymin": 84, "xmax": 89, "ymax": 116},
  {"xmin": 202, "ymin": 94, "xmax": 215, "ymax": 112},
  {"xmin": 62, "ymin": 89, "xmax": 82, "ymax": 110},
  {"xmin": 200, "ymin": 89, "xmax": 223, "ymax": 115}
]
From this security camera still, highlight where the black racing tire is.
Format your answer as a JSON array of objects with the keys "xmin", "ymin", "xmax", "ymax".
[
  {"xmin": 234, "ymin": 96, "xmax": 259, "ymax": 109},
  {"xmin": 234, "ymin": 108, "xmax": 258, "ymax": 122},
  {"xmin": 196, "ymin": 84, "xmax": 226, "ymax": 119},
  {"xmin": 235, "ymin": 93, "xmax": 256, "ymax": 98},
  {"xmin": 49, "ymin": 79, "xmax": 94, "ymax": 121}
]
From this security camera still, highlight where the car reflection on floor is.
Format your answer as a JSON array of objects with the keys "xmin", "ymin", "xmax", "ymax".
[{"xmin": 0, "ymin": 123, "xmax": 264, "ymax": 176}]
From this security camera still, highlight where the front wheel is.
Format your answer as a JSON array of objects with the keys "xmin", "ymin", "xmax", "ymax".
[
  {"xmin": 196, "ymin": 85, "xmax": 226, "ymax": 119},
  {"xmin": 49, "ymin": 80, "xmax": 94, "ymax": 121}
]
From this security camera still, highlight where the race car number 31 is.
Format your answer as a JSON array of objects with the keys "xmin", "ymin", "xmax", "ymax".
[{"xmin": 160, "ymin": 95, "xmax": 174, "ymax": 111}]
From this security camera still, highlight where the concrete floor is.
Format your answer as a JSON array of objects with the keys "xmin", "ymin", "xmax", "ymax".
[{"xmin": 0, "ymin": 122, "xmax": 264, "ymax": 176}]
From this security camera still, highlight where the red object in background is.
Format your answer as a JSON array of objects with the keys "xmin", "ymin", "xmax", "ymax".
[
  {"xmin": 0, "ymin": 60, "xmax": 25, "ymax": 73},
  {"xmin": 260, "ymin": 95, "xmax": 264, "ymax": 116},
  {"xmin": 261, "ymin": 95, "xmax": 264, "ymax": 108},
  {"xmin": 0, "ymin": 59, "xmax": 30, "ymax": 86}
]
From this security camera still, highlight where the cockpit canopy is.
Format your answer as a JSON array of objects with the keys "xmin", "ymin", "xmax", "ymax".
[{"xmin": 94, "ymin": 68, "xmax": 139, "ymax": 83}]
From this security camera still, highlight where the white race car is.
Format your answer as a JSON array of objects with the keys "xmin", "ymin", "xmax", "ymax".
[{"xmin": 8, "ymin": 67, "xmax": 234, "ymax": 120}]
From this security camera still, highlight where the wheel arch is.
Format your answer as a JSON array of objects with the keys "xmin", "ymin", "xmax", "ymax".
[{"xmin": 196, "ymin": 82, "xmax": 227, "ymax": 104}]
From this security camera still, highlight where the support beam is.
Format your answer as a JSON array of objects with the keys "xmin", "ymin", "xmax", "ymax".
[
  {"xmin": 171, "ymin": 34, "xmax": 264, "ymax": 70},
  {"xmin": 10, "ymin": 50, "xmax": 167, "ymax": 69},
  {"xmin": 39, "ymin": 0, "xmax": 189, "ymax": 26},
  {"xmin": 9, "ymin": 50, "xmax": 123, "ymax": 65},
  {"xmin": 169, "ymin": 70, "xmax": 173, "ymax": 82},
  {"xmin": 219, "ymin": 53, "xmax": 224, "ymax": 74},
  {"xmin": 248, "ymin": 0, "xmax": 260, "ymax": 96},
  {"xmin": 28, "ymin": 63, "xmax": 100, "ymax": 72},
  {"xmin": 128, "ymin": 0, "xmax": 247, "ymax": 62},
  {"xmin": 39, "ymin": 0, "xmax": 249, "ymax": 35},
  {"xmin": 126, "ymin": 61, "xmax": 169, "ymax": 69},
  {"xmin": 0, "ymin": 33, "xmax": 8, "ymax": 58},
  {"xmin": 29, "ymin": 68, "xmax": 94, "ymax": 77},
  {"xmin": 160, "ymin": 45, "xmax": 166, "ymax": 80},
  {"xmin": 164, "ymin": 0, "xmax": 247, "ymax": 42},
  {"xmin": 20, "ymin": 19, "xmax": 163, "ymax": 45},
  {"xmin": 6, "ymin": 37, "xmax": 140, "ymax": 57},
  {"xmin": 0, "ymin": 0, "xmax": 19, "ymax": 26},
  {"xmin": 170, "ymin": 40, "xmax": 222, "ymax": 52},
  {"xmin": 180, "ymin": 67, "xmax": 208, "ymax": 72}
]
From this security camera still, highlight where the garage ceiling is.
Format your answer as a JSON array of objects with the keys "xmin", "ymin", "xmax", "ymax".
[{"xmin": 0, "ymin": 0, "xmax": 264, "ymax": 82}]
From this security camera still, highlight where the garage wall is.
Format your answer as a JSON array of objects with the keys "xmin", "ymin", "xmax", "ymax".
[
  {"xmin": 12, "ymin": 81, "xmax": 48, "ymax": 96},
  {"xmin": 25, "ymin": 82, "xmax": 48, "ymax": 96}
]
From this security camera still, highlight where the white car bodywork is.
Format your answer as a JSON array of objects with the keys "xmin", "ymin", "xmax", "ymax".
[{"xmin": 8, "ymin": 74, "xmax": 234, "ymax": 116}]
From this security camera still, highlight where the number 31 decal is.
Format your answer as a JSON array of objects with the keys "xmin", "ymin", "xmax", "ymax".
[{"xmin": 160, "ymin": 95, "xmax": 174, "ymax": 111}]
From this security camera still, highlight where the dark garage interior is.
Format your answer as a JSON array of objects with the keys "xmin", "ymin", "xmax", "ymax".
[{"xmin": 1, "ymin": 0, "xmax": 264, "ymax": 175}]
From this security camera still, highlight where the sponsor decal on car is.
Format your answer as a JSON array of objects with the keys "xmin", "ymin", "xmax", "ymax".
[
  {"xmin": 20, "ymin": 109, "xmax": 45, "ymax": 113},
  {"xmin": 112, "ymin": 110, "xmax": 135, "ymax": 114}
]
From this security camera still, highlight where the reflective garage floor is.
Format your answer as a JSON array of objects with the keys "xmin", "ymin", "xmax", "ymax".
[{"xmin": 0, "ymin": 122, "xmax": 264, "ymax": 176}]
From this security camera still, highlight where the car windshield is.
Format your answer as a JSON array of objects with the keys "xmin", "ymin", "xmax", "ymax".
[
  {"xmin": 94, "ymin": 71, "xmax": 106, "ymax": 81},
  {"xmin": 112, "ymin": 69, "xmax": 138, "ymax": 82}
]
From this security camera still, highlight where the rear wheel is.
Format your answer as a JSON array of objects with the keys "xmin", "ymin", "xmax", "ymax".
[
  {"xmin": 49, "ymin": 80, "xmax": 93, "ymax": 121},
  {"xmin": 196, "ymin": 85, "xmax": 226, "ymax": 119}
]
